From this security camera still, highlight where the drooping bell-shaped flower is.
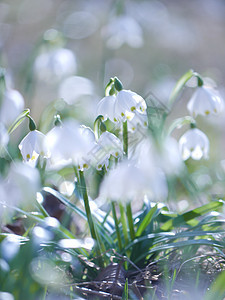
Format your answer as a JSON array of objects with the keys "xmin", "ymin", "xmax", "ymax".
[
  {"xmin": 179, "ymin": 127, "xmax": 209, "ymax": 160},
  {"xmin": 114, "ymin": 89, "xmax": 147, "ymax": 122},
  {"xmin": 3, "ymin": 162, "xmax": 41, "ymax": 213},
  {"xmin": 44, "ymin": 119, "xmax": 91, "ymax": 169},
  {"xmin": 101, "ymin": 15, "xmax": 143, "ymax": 49},
  {"xmin": 97, "ymin": 131, "xmax": 123, "ymax": 159},
  {"xmin": 96, "ymin": 95, "xmax": 117, "ymax": 122},
  {"xmin": 127, "ymin": 110, "xmax": 148, "ymax": 132},
  {"xmin": 34, "ymin": 48, "xmax": 77, "ymax": 83},
  {"xmin": 99, "ymin": 161, "xmax": 148, "ymax": 203},
  {"xmin": 187, "ymin": 85, "xmax": 224, "ymax": 118},
  {"xmin": 0, "ymin": 89, "xmax": 24, "ymax": 127},
  {"xmin": 18, "ymin": 130, "xmax": 49, "ymax": 167}
]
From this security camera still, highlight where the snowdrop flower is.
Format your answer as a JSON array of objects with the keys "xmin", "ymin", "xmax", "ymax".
[
  {"xmin": 96, "ymin": 88, "xmax": 147, "ymax": 128},
  {"xmin": 114, "ymin": 89, "xmax": 147, "ymax": 122},
  {"xmin": 44, "ymin": 120, "xmax": 91, "ymax": 169},
  {"xmin": 127, "ymin": 110, "xmax": 148, "ymax": 132},
  {"xmin": 78, "ymin": 130, "xmax": 122, "ymax": 171},
  {"xmin": 102, "ymin": 16, "xmax": 143, "ymax": 49},
  {"xmin": 179, "ymin": 127, "xmax": 209, "ymax": 161},
  {"xmin": 187, "ymin": 85, "xmax": 224, "ymax": 118},
  {"xmin": 0, "ymin": 89, "xmax": 24, "ymax": 127},
  {"xmin": 96, "ymin": 95, "xmax": 117, "ymax": 122},
  {"xmin": 97, "ymin": 131, "xmax": 123, "ymax": 159},
  {"xmin": 34, "ymin": 48, "xmax": 77, "ymax": 83},
  {"xmin": 99, "ymin": 161, "xmax": 148, "ymax": 203},
  {"xmin": 59, "ymin": 76, "xmax": 94, "ymax": 105},
  {"xmin": 18, "ymin": 130, "xmax": 49, "ymax": 167},
  {"xmin": 2, "ymin": 162, "xmax": 41, "ymax": 214}
]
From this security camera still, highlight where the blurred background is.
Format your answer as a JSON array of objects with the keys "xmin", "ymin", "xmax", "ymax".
[{"xmin": 1, "ymin": 0, "xmax": 225, "ymax": 163}]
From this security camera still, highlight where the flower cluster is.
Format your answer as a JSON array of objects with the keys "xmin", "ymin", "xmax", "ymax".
[
  {"xmin": 97, "ymin": 77, "xmax": 148, "ymax": 132},
  {"xmin": 178, "ymin": 75, "xmax": 224, "ymax": 161}
]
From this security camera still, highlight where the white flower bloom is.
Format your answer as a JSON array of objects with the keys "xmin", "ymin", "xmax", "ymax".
[
  {"xmin": 159, "ymin": 137, "xmax": 184, "ymax": 175},
  {"xmin": 96, "ymin": 89, "xmax": 147, "ymax": 125},
  {"xmin": 34, "ymin": 48, "xmax": 77, "ymax": 83},
  {"xmin": 127, "ymin": 110, "xmax": 148, "ymax": 132},
  {"xmin": 44, "ymin": 120, "xmax": 91, "ymax": 169},
  {"xmin": 96, "ymin": 95, "xmax": 117, "ymax": 122},
  {"xmin": 18, "ymin": 130, "xmax": 49, "ymax": 166},
  {"xmin": 97, "ymin": 131, "xmax": 123, "ymax": 158},
  {"xmin": 179, "ymin": 128, "xmax": 209, "ymax": 160},
  {"xmin": 187, "ymin": 85, "xmax": 224, "ymax": 118},
  {"xmin": 3, "ymin": 162, "xmax": 41, "ymax": 212},
  {"xmin": 77, "ymin": 125, "xmax": 96, "ymax": 171},
  {"xmin": 0, "ymin": 89, "xmax": 24, "ymax": 127},
  {"xmin": 114, "ymin": 89, "xmax": 146, "ymax": 122},
  {"xmin": 59, "ymin": 76, "xmax": 94, "ymax": 105},
  {"xmin": 99, "ymin": 161, "xmax": 147, "ymax": 203},
  {"xmin": 101, "ymin": 16, "xmax": 143, "ymax": 49}
]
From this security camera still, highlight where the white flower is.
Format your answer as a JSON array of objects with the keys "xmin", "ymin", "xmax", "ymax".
[
  {"xmin": 59, "ymin": 76, "xmax": 94, "ymax": 105},
  {"xmin": 18, "ymin": 130, "xmax": 49, "ymax": 166},
  {"xmin": 99, "ymin": 161, "xmax": 147, "ymax": 203},
  {"xmin": 97, "ymin": 131, "xmax": 123, "ymax": 158},
  {"xmin": 114, "ymin": 89, "xmax": 146, "ymax": 122},
  {"xmin": 96, "ymin": 95, "xmax": 117, "ymax": 122},
  {"xmin": 34, "ymin": 48, "xmax": 77, "ymax": 83},
  {"xmin": 44, "ymin": 120, "xmax": 91, "ymax": 169},
  {"xmin": 179, "ymin": 128, "xmax": 209, "ymax": 160},
  {"xmin": 101, "ymin": 16, "xmax": 143, "ymax": 49},
  {"xmin": 187, "ymin": 85, "xmax": 224, "ymax": 118},
  {"xmin": 2, "ymin": 162, "xmax": 41, "ymax": 214},
  {"xmin": 0, "ymin": 89, "xmax": 24, "ymax": 127},
  {"xmin": 127, "ymin": 110, "xmax": 148, "ymax": 132},
  {"xmin": 96, "ymin": 89, "xmax": 147, "ymax": 126}
]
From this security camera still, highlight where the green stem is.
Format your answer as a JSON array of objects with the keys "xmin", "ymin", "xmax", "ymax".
[
  {"xmin": 123, "ymin": 120, "xmax": 128, "ymax": 158},
  {"xmin": 119, "ymin": 203, "xmax": 129, "ymax": 246},
  {"xmin": 168, "ymin": 69, "xmax": 195, "ymax": 110},
  {"xmin": 79, "ymin": 170, "xmax": 103, "ymax": 265},
  {"xmin": 126, "ymin": 202, "xmax": 135, "ymax": 240},
  {"xmin": 111, "ymin": 201, "xmax": 122, "ymax": 251}
]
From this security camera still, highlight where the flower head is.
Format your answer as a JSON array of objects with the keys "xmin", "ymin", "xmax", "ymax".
[
  {"xmin": 0, "ymin": 89, "xmax": 24, "ymax": 127},
  {"xmin": 19, "ymin": 130, "xmax": 49, "ymax": 166},
  {"xmin": 179, "ymin": 128, "xmax": 209, "ymax": 160},
  {"xmin": 34, "ymin": 48, "xmax": 77, "ymax": 83},
  {"xmin": 101, "ymin": 16, "xmax": 143, "ymax": 49},
  {"xmin": 44, "ymin": 120, "xmax": 92, "ymax": 169},
  {"xmin": 96, "ymin": 95, "xmax": 117, "ymax": 122},
  {"xmin": 187, "ymin": 85, "xmax": 224, "ymax": 118}
]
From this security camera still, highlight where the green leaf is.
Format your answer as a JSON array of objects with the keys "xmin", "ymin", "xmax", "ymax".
[
  {"xmin": 167, "ymin": 116, "xmax": 195, "ymax": 136},
  {"xmin": 168, "ymin": 69, "xmax": 194, "ymax": 109},
  {"xmin": 8, "ymin": 109, "xmax": 30, "ymax": 135},
  {"xmin": 136, "ymin": 204, "xmax": 158, "ymax": 237},
  {"xmin": 204, "ymin": 270, "xmax": 225, "ymax": 300},
  {"xmin": 42, "ymin": 187, "xmax": 87, "ymax": 220},
  {"xmin": 122, "ymin": 278, "xmax": 129, "ymax": 300},
  {"xmin": 160, "ymin": 200, "xmax": 224, "ymax": 231},
  {"xmin": 134, "ymin": 239, "xmax": 224, "ymax": 264}
]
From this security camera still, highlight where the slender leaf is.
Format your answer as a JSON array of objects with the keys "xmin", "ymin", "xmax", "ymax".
[
  {"xmin": 136, "ymin": 204, "xmax": 158, "ymax": 237},
  {"xmin": 8, "ymin": 109, "xmax": 30, "ymax": 135},
  {"xmin": 160, "ymin": 201, "xmax": 224, "ymax": 231},
  {"xmin": 168, "ymin": 69, "xmax": 194, "ymax": 109}
]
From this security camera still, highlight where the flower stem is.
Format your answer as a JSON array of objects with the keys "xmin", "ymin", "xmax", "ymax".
[
  {"xmin": 79, "ymin": 170, "xmax": 103, "ymax": 266},
  {"xmin": 123, "ymin": 120, "xmax": 128, "ymax": 158},
  {"xmin": 119, "ymin": 203, "xmax": 129, "ymax": 246},
  {"xmin": 126, "ymin": 202, "xmax": 135, "ymax": 240},
  {"xmin": 111, "ymin": 201, "xmax": 122, "ymax": 251}
]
